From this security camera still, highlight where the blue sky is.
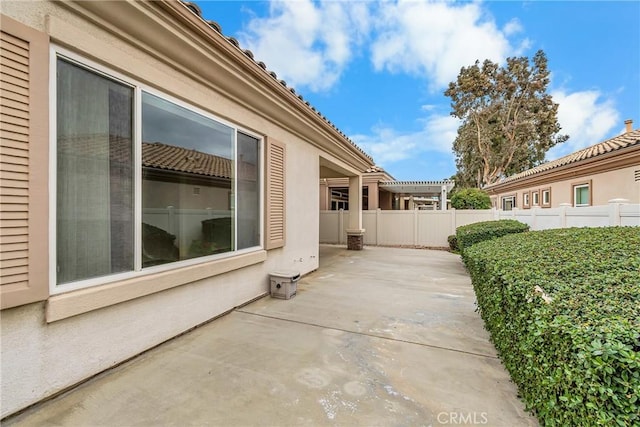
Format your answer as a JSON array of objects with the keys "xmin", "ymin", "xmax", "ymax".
[{"xmin": 194, "ymin": 0, "xmax": 640, "ymax": 181}]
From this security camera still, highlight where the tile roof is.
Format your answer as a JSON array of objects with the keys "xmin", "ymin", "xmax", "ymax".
[
  {"xmin": 485, "ymin": 129, "xmax": 640, "ymax": 188},
  {"xmin": 58, "ymin": 135, "xmax": 252, "ymax": 180},
  {"xmin": 142, "ymin": 142, "xmax": 232, "ymax": 178},
  {"xmin": 179, "ymin": 1, "xmax": 374, "ymax": 163},
  {"xmin": 364, "ymin": 165, "xmax": 395, "ymax": 180}
]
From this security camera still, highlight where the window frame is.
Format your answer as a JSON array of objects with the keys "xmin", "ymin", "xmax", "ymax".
[
  {"xmin": 531, "ymin": 190, "xmax": 540, "ymax": 207},
  {"xmin": 541, "ymin": 188, "xmax": 551, "ymax": 207},
  {"xmin": 572, "ymin": 181, "xmax": 591, "ymax": 207},
  {"xmin": 502, "ymin": 195, "xmax": 516, "ymax": 211},
  {"xmin": 49, "ymin": 46, "xmax": 264, "ymax": 295},
  {"xmin": 522, "ymin": 192, "xmax": 530, "ymax": 209}
]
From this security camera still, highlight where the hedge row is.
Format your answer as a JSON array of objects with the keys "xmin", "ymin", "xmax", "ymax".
[
  {"xmin": 455, "ymin": 219, "xmax": 530, "ymax": 251},
  {"xmin": 462, "ymin": 227, "xmax": 640, "ymax": 426}
]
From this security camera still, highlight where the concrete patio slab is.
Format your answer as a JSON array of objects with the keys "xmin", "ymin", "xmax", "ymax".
[{"xmin": 4, "ymin": 245, "xmax": 538, "ymax": 426}]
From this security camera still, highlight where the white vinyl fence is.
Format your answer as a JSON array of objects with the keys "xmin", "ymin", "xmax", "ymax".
[
  {"xmin": 143, "ymin": 208, "xmax": 230, "ymax": 254},
  {"xmin": 320, "ymin": 200, "xmax": 640, "ymax": 247}
]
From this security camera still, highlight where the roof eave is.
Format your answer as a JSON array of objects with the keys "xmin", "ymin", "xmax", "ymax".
[
  {"xmin": 63, "ymin": 0, "xmax": 374, "ymax": 173},
  {"xmin": 484, "ymin": 144, "xmax": 640, "ymax": 194}
]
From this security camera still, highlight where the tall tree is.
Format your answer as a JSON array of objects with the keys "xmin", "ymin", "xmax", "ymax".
[{"xmin": 445, "ymin": 50, "xmax": 568, "ymax": 187}]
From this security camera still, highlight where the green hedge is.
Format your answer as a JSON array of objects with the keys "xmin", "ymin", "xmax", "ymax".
[
  {"xmin": 450, "ymin": 188, "xmax": 491, "ymax": 209},
  {"xmin": 456, "ymin": 219, "xmax": 530, "ymax": 251},
  {"xmin": 463, "ymin": 227, "xmax": 640, "ymax": 426}
]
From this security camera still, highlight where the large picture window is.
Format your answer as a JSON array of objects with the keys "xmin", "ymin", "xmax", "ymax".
[
  {"xmin": 141, "ymin": 93, "xmax": 235, "ymax": 266},
  {"xmin": 55, "ymin": 56, "xmax": 261, "ymax": 288}
]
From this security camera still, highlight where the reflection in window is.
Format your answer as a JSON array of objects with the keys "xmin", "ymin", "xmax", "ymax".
[
  {"xmin": 56, "ymin": 59, "xmax": 134, "ymax": 284},
  {"xmin": 141, "ymin": 92, "xmax": 235, "ymax": 267},
  {"xmin": 237, "ymin": 132, "xmax": 260, "ymax": 250}
]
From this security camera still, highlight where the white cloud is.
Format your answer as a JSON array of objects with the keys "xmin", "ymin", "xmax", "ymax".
[
  {"xmin": 370, "ymin": 1, "xmax": 520, "ymax": 89},
  {"xmin": 546, "ymin": 89, "xmax": 620, "ymax": 159},
  {"xmin": 513, "ymin": 37, "xmax": 532, "ymax": 56},
  {"xmin": 238, "ymin": 0, "xmax": 371, "ymax": 92},
  {"xmin": 236, "ymin": 1, "xmax": 531, "ymax": 93},
  {"xmin": 503, "ymin": 18, "xmax": 523, "ymax": 36},
  {"xmin": 351, "ymin": 114, "xmax": 460, "ymax": 165}
]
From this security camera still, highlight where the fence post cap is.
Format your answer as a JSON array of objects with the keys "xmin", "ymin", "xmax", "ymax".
[{"xmin": 608, "ymin": 198, "xmax": 630, "ymax": 204}]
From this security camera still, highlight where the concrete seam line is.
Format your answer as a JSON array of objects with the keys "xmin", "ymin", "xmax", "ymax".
[{"xmin": 235, "ymin": 309, "xmax": 499, "ymax": 360}]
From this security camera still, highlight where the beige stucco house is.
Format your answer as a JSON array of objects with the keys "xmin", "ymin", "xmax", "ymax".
[
  {"xmin": 320, "ymin": 167, "xmax": 455, "ymax": 211},
  {"xmin": 484, "ymin": 121, "xmax": 640, "ymax": 210},
  {"xmin": 0, "ymin": 0, "xmax": 375, "ymax": 417}
]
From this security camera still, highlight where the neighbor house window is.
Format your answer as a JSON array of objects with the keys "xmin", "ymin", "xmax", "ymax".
[
  {"xmin": 328, "ymin": 187, "xmax": 369, "ymax": 210},
  {"xmin": 330, "ymin": 188, "xmax": 349, "ymax": 210},
  {"xmin": 55, "ymin": 56, "xmax": 261, "ymax": 288},
  {"xmin": 532, "ymin": 190, "xmax": 539, "ymax": 207},
  {"xmin": 502, "ymin": 195, "xmax": 516, "ymax": 211},
  {"xmin": 542, "ymin": 188, "xmax": 551, "ymax": 207},
  {"xmin": 573, "ymin": 183, "xmax": 590, "ymax": 207},
  {"xmin": 523, "ymin": 192, "xmax": 530, "ymax": 208}
]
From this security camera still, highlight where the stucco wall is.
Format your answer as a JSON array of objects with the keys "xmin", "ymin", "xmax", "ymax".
[
  {"xmin": 491, "ymin": 163, "xmax": 639, "ymax": 209},
  {"xmin": 0, "ymin": 0, "xmax": 328, "ymax": 417},
  {"xmin": 142, "ymin": 180, "xmax": 231, "ymax": 211},
  {"xmin": 589, "ymin": 166, "xmax": 639, "ymax": 205},
  {"xmin": 545, "ymin": 164, "xmax": 639, "ymax": 207}
]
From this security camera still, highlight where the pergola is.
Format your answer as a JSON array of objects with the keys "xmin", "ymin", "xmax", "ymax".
[{"xmin": 379, "ymin": 180, "xmax": 455, "ymax": 210}]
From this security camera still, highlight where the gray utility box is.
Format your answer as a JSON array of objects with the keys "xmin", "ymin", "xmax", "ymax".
[{"xmin": 269, "ymin": 271, "xmax": 300, "ymax": 300}]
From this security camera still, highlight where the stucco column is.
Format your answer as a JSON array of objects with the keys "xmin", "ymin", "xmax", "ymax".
[
  {"xmin": 319, "ymin": 180, "xmax": 329, "ymax": 210},
  {"xmin": 346, "ymin": 175, "xmax": 365, "ymax": 250},
  {"xmin": 368, "ymin": 183, "xmax": 379, "ymax": 210}
]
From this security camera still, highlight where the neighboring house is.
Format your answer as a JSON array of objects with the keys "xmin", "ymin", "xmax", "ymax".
[
  {"xmin": 0, "ymin": 0, "xmax": 374, "ymax": 417},
  {"xmin": 484, "ymin": 121, "xmax": 640, "ymax": 210},
  {"xmin": 320, "ymin": 166, "xmax": 455, "ymax": 210}
]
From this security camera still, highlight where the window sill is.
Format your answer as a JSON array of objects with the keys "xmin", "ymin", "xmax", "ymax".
[{"xmin": 46, "ymin": 249, "xmax": 267, "ymax": 322}]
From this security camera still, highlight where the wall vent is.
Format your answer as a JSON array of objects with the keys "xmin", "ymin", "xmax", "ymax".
[{"xmin": 635, "ymin": 169, "xmax": 640, "ymax": 182}]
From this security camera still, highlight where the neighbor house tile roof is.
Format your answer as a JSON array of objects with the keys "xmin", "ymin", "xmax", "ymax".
[
  {"xmin": 143, "ymin": 142, "xmax": 232, "ymax": 178},
  {"xmin": 486, "ymin": 129, "xmax": 640, "ymax": 187}
]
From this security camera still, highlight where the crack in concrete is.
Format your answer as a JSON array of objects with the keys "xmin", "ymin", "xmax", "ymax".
[{"xmin": 235, "ymin": 309, "xmax": 499, "ymax": 360}]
